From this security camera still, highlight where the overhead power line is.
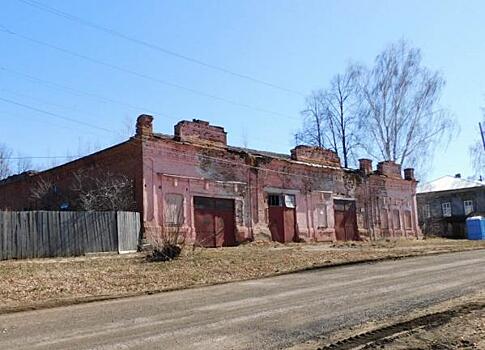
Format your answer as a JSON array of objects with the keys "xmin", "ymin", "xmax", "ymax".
[
  {"xmin": 0, "ymin": 96, "xmax": 112, "ymax": 133},
  {"xmin": 1, "ymin": 66, "xmax": 291, "ymax": 147},
  {"xmin": 0, "ymin": 66, "xmax": 177, "ymax": 120},
  {"xmin": 0, "ymin": 99, "xmax": 331, "ymax": 180},
  {"xmin": 0, "ymin": 89, "xmax": 287, "ymax": 151},
  {"xmin": 0, "ymin": 25, "xmax": 299, "ymax": 121},
  {"xmin": 2, "ymin": 156, "xmax": 81, "ymax": 160},
  {"xmin": 17, "ymin": 0, "xmax": 305, "ymax": 97}
]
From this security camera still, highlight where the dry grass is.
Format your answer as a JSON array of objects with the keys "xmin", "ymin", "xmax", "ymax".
[{"xmin": 0, "ymin": 238, "xmax": 484, "ymax": 313}]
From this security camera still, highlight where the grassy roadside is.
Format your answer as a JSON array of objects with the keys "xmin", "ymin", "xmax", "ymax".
[{"xmin": 0, "ymin": 238, "xmax": 484, "ymax": 314}]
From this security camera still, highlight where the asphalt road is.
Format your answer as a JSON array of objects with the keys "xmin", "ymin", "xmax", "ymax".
[{"xmin": 0, "ymin": 250, "xmax": 484, "ymax": 350}]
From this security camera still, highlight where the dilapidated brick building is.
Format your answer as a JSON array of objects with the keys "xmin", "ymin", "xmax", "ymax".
[{"xmin": 0, "ymin": 115, "xmax": 421, "ymax": 246}]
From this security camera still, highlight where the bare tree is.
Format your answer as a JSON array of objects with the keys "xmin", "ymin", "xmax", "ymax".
[
  {"xmin": 469, "ymin": 118, "xmax": 485, "ymax": 179},
  {"xmin": 146, "ymin": 197, "xmax": 185, "ymax": 261},
  {"xmin": 353, "ymin": 40, "xmax": 457, "ymax": 173},
  {"xmin": 0, "ymin": 143, "xmax": 13, "ymax": 180},
  {"xmin": 323, "ymin": 70, "xmax": 361, "ymax": 168},
  {"xmin": 30, "ymin": 176, "xmax": 63, "ymax": 210},
  {"xmin": 241, "ymin": 126, "xmax": 249, "ymax": 148},
  {"xmin": 295, "ymin": 90, "xmax": 327, "ymax": 148},
  {"xmin": 15, "ymin": 156, "xmax": 33, "ymax": 174},
  {"xmin": 115, "ymin": 115, "xmax": 136, "ymax": 141},
  {"xmin": 29, "ymin": 169, "xmax": 136, "ymax": 211},
  {"xmin": 295, "ymin": 68, "xmax": 361, "ymax": 167},
  {"xmin": 71, "ymin": 170, "xmax": 136, "ymax": 211}
]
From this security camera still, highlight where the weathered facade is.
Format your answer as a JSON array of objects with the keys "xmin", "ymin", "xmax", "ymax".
[
  {"xmin": 0, "ymin": 115, "xmax": 421, "ymax": 246},
  {"xmin": 417, "ymin": 175, "xmax": 485, "ymax": 238}
]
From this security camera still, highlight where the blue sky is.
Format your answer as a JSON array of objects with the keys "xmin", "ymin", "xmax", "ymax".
[{"xmin": 0, "ymin": 0, "xmax": 483, "ymax": 180}]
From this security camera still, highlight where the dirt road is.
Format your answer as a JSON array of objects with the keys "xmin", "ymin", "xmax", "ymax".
[{"xmin": 0, "ymin": 250, "xmax": 483, "ymax": 350}]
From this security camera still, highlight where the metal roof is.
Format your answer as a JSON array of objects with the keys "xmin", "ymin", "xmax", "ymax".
[{"xmin": 417, "ymin": 175, "xmax": 485, "ymax": 194}]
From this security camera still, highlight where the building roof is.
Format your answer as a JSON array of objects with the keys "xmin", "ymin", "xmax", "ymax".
[
  {"xmin": 153, "ymin": 133, "xmax": 343, "ymax": 170},
  {"xmin": 227, "ymin": 145, "xmax": 291, "ymax": 161},
  {"xmin": 417, "ymin": 176, "xmax": 485, "ymax": 194},
  {"xmin": 154, "ymin": 132, "xmax": 292, "ymax": 160}
]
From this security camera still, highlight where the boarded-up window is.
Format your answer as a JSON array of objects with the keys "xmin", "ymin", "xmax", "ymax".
[
  {"xmin": 381, "ymin": 209, "xmax": 389, "ymax": 229},
  {"xmin": 393, "ymin": 209, "xmax": 401, "ymax": 229},
  {"xmin": 404, "ymin": 211, "xmax": 412, "ymax": 229},
  {"xmin": 315, "ymin": 204, "xmax": 327, "ymax": 228},
  {"xmin": 164, "ymin": 194, "xmax": 184, "ymax": 226}
]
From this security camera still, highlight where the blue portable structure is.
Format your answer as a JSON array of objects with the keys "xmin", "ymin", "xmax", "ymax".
[{"xmin": 466, "ymin": 216, "xmax": 485, "ymax": 240}]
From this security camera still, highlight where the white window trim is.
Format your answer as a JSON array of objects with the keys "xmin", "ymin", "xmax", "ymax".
[
  {"xmin": 442, "ymin": 202, "xmax": 452, "ymax": 217},
  {"xmin": 464, "ymin": 200, "xmax": 474, "ymax": 215}
]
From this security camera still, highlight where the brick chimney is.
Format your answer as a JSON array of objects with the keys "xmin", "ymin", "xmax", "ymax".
[
  {"xmin": 404, "ymin": 168, "xmax": 415, "ymax": 181},
  {"xmin": 174, "ymin": 119, "xmax": 227, "ymax": 147},
  {"xmin": 359, "ymin": 159, "xmax": 373, "ymax": 175},
  {"xmin": 377, "ymin": 160, "xmax": 402, "ymax": 178},
  {"xmin": 290, "ymin": 145, "xmax": 341, "ymax": 166},
  {"xmin": 136, "ymin": 114, "xmax": 153, "ymax": 138}
]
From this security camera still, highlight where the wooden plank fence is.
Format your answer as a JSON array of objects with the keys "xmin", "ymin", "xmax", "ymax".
[{"xmin": 0, "ymin": 211, "xmax": 140, "ymax": 260}]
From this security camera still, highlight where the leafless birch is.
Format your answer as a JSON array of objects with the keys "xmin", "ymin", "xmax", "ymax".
[
  {"xmin": 0, "ymin": 143, "xmax": 12, "ymax": 180},
  {"xmin": 469, "ymin": 118, "xmax": 485, "ymax": 179},
  {"xmin": 353, "ymin": 40, "xmax": 457, "ymax": 173},
  {"xmin": 296, "ymin": 68, "xmax": 361, "ymax": 168}
]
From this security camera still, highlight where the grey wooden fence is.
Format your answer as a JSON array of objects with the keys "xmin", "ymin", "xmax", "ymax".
[{"xmin": 0, "ymin": 211, "xmax": 140, "ymax": 260}]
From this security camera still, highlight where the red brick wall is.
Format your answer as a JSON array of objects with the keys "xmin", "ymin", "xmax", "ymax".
[
  {"xmin": 141, "ymin": 134, "xmax": 347, "ymax": 242},
  {"xmin": 355, "ymin": 173, "xmax": 420, "ymax": 239},
  {"xmin": 141, "ymin": 120, "xmax": 421, "ymax": 243},
  {"xmin": 174, "ymin": 119, "xmax": 227, "ymax": 146},
  {"xmin": 0, "ymin": 115, "xmax": 421, "ymax": 244},
  {"xmin": 0, "ymin": 139, "xmax": 143, "ymax": 213},
  {"xmin": 377, "ymin": 161, "xmax": 402, "ymax": 178},
  {"xmin": 290, "ymin": 145, "xmax": 341, "ymax": 167}
]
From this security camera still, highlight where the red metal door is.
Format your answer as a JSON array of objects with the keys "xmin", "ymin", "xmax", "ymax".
[
  {"xmin": 194, "ymin": 197, "xmax": 236, "ymax": 247},
  {"xmin": 214, "ymin": 198, "xmax": 236, "ymax": 246},
  {"xmin": 334, "ymin": 200, "xmax": 358, "ymax": 241},
  {"xmin": 194, "ymin": 208, "xmax": 215, "ymax": 247},
  {"xmin": 268, "ymin": 194, "xmax": 296, "ymax": 243},
  {"xmin": 334, "ymin": 210, "xmax": 346, "ymax": 241},
  {"xmin": 269, "ymin": 206, "xmax": 285, "ymax": 243},
  {"xmin": 283, "ymin": 208, "xmax": 296, "ymax": 242}
]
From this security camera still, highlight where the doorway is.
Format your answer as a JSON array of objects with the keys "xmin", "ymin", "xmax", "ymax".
[
  {"xmin": 193, "ymin": 196, "xmax": 236, "ymax": 247},
  {"xmin": 267, "ymin": 193, "xmax": 297, "ymax": 243},
  {"xmin": 334, "ymin": 200, "xmax": 358, "ymax": 241}
]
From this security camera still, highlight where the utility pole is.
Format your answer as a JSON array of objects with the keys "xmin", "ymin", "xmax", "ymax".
[
  {"xmin": 479, "ymin": 122, "xmax": 485, "ymax": 182},
  {"xmin": 480, "ymin": 122, "xmax": 485, "ymax": 151}
]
